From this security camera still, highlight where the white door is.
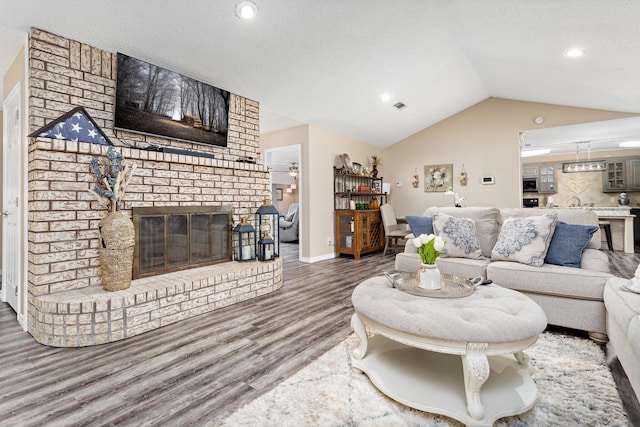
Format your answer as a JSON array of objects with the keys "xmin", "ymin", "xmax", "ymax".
[{"xmin": 2, "ymin": 82, "xmax": 22, "ymax": 314}]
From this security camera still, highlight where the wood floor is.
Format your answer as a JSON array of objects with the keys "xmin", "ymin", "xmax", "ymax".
[{"xmin": 0, "ymin": 244, "xmax": 639, "ymax": 426}]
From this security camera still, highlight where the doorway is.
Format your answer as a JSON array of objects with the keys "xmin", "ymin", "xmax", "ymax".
[
  {"xmin": 2, "ymin": 82, "xmax": 25, "ymax": 326},
  {"xmin": 265, "ymin": 145, "xmax": 302, "ymax": 260}
]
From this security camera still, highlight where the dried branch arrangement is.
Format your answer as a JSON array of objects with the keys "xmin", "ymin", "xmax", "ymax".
[{"xmin": 89, "ymin": 147, "xmax": 137, "ymax": 212}]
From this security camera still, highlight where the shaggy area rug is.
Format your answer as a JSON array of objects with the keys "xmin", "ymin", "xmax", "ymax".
[{"xmin": 223, "ymin": 332, "xmax": 629, "ymax": 426}]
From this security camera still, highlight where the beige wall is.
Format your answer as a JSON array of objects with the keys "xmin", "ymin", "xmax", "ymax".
[
  {"xmin": 261, "ymin": 124, "xmax": 383, "ymax": 260},
  {"xmin": 385, "ymin": 98, "xmax": 637, "ymax": 217},
  {"xmin": 2, "ymin": 43, "xmax": 26, "ymax": 287},
  {"xmin": 307, "ymin": 125, "xmax": 383, "ymax": 260},
  {"xmin": 261, "ymin": 125, "xmax": 309, "ymax": 254},
  {"xmin": 0, "ymin": 112, "xmax": 2, "ymax": 266}
]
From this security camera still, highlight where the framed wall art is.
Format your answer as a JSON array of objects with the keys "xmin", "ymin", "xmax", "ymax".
[{"xmin": 424, "ymin": 164, "xmax": 453, "ymax": 192}]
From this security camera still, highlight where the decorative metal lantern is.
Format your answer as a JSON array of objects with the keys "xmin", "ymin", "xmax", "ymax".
[
  {"xmin": 257, "ymin": 223, "xmax": 276, "ymax": 261},
  {"xmin": 255, "ymin": 198, "xmax": 280, "ymax": 260},
  {"xmin": 232, "ymin": 216, "xmax": 256, "ymax": 262}
]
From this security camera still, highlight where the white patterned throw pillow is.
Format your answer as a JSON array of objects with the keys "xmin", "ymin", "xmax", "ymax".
[
  {"xmin": 432, "ymin": 212, "xmax": 482, "ymax": 259},
  {"xmin": 491, "ymin": 214, "xmax": 557, "ymax": 267}
]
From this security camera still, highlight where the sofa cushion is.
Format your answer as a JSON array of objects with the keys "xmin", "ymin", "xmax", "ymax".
[
  {"xmin": 426, "ymin": 207, "xmax": 500, "ymax": 257},
  {"xmin": 580, "ymin": 248, "xmax": 612, "ymax": 273},
  {"xmin": 545, "ymin": 221, "xmax": 598, "ymax": 268},
  {"xmin": 488, "ymin": 260, "xmax": 612, "ymax": 301},
  {"xmin": 500, "ymin": 207, "xmax": 601, "ymax": 250},
  {"xmin": 405, "ymin": 215, "xmax": 433, "ymax": 237},
  {"xmin": 436, "ymin": 257, "xmax": 491, "ymax": 280},
  {"xmin": 605, "ymin": 278, "xmax": 640, "ymax": 336},
  {"xmin": 491, "ymin": 214, "xmax": 557, "ymax": 267},
  {"xmin": 432, "ymin": 212, "xmax": 482, "ymax": 259}
]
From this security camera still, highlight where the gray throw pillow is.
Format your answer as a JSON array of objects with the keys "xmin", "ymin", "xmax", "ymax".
[
  {"xmin": 491, "ymin": 214, "xmax": 557, "ymax": 267},
  {"xmin": 432, "ymin": 212, "xmax": 482, "ymax": 259}
]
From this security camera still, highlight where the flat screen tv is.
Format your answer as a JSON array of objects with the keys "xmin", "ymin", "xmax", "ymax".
[{"xmin": 115, "ymin": 53, "xmax": 230, "ymax": 147}]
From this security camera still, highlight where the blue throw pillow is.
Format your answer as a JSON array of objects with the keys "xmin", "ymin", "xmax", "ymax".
[
  {"xmin": 545, "ymin": 221, "xmax": 598, "ymax": 268},
  {"xmin": 405, "ymin": 215, "xmax": 434, "ymax": 237}
]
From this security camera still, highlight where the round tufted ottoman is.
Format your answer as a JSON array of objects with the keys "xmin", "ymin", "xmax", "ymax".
[{"xmin": 350, "ymin": 276, "xmax": 547, "ymax": 426}]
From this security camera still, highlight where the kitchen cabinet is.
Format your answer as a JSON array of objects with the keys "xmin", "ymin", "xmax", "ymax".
[
  {"xmin": 522, "ymin": 165, "xmax": 539, "ymax": 177},
  {"xmin": 538, "ymin": 164, "xmax": 556, "ymax": 194},
  {"xmin": 522, "ymin": 163, "xmax": 556, "ymax": 194},
  {"xmin": 602, "ymin": 158, "xmax": 640, "ymax": 192},
  {"xmin": 625, "ymin": 159, "xmax": 640, "ymax": 191}
]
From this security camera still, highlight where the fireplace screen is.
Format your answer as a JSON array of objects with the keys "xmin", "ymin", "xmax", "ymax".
[{"xmin": 132, "ymin": 205, "xmax": 232, "ymax": 279}]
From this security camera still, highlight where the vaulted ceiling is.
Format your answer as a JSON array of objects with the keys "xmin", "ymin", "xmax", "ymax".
[{"xmin": 1, "ymin": 1, "xmax": 639, "ymax": 147}]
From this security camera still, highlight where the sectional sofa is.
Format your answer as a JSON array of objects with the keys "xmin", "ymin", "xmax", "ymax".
[{"xmin": 394, "ymin": 206, "xmax": 613, "ymax": 342}]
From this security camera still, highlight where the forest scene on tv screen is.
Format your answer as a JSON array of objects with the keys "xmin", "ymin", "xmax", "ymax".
[{"xmin": 115, "ymin": 53, "xmax": 230, "ymax": 147}]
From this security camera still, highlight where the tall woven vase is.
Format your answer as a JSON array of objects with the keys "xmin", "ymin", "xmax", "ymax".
[{"xmin": 98, "ymin": 211, "xmax": 135, "ymax": 291}]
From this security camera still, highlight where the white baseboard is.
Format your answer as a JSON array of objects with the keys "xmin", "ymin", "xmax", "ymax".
[{"xmin": 300, "ymin": 252, "xmax": 336, "ymax": 263}]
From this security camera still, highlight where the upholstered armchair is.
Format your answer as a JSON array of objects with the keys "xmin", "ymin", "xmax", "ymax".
[{"xmin": 279, "ymin": 203, "xmax": 300, "ymax": 242}]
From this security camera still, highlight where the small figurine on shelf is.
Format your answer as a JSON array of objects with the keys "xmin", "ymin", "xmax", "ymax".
[{"xmin": 370, "ymin": 155, "xmax": 382, "ymax": 178}]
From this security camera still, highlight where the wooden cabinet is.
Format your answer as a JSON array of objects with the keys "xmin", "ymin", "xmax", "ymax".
[
  {"xmin": 334, "ymin": 210, "xmax": 384, "ymax": 259},
  {"xmin": 602, "ymin": 158, "xmax": 640, "ymax": 192},
  {"xmin": 333, "ymin": 167, "xmax": 386, "ymax": 258}
]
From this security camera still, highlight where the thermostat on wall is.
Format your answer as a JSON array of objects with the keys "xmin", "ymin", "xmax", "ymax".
[{"xmin": 481, "ymin": 176, "xmax": 495, "ymax": 185}]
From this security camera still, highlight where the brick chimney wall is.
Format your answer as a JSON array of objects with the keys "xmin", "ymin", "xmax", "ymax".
[{"xmin": 26, "ymin": 28, "xmax": 277, "ymax": 343}]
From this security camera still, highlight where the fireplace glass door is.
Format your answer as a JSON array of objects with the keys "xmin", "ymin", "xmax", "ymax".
[{"xmin": 133, "ymin": 206, "xmax": 232, "ymax": 279}]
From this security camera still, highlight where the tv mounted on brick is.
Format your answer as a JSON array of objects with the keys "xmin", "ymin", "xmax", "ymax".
[{"xmin": 114, "ymin": 53, "xmax": 230, "ymax": 147}]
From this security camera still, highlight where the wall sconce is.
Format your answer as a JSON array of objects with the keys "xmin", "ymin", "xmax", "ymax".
[
  {"xmin": 458, "ymin": 164, "xmax": 468, "ymax": 186},
  {"xmin": 411, "ymin": 169, "xmax": 419, "ymax": 188}
]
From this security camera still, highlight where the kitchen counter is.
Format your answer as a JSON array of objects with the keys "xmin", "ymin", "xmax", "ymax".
[{"xmin": 544, "ymin": 206, "xmax": 635, "ymax": 253}]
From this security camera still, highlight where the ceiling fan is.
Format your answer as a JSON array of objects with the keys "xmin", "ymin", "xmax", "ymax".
[{"xmin": 288, "ymin": 163, "xmax": 299, "ymax": 177}]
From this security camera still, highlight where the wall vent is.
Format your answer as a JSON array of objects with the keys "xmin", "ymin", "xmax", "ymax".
[{"xmin": 393, "ymin": 101, "xmax": 407, "ymax": 110}]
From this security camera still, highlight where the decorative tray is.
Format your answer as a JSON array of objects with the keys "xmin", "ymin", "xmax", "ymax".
[{"xmin": 384, "ymin": 271, "xmax": 475, "ymax": 298}]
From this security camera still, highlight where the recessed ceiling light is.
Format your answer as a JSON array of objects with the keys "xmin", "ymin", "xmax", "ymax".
[
  {"xmin": 619, "ymin": 141, "xmax": 640, "ymax": 148},
  {"xmin": 564, "ymin": 48, "xmax": 586, "ymax": 58},
  {"xmin": 236, "ymin": 1, "xmax": 258, "ymax": 19},
  {"xmin": 521, "ymin": 148, "xmax": 551, "ymax": 157},
  {"xmin": 380, "ymin": 93, "xmax": 391, "ymax": 103}
]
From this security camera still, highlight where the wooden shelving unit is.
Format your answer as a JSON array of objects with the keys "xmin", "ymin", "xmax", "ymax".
[{"xmin": 333, "ymin": 167, "xmax": 386, "ymax": 259}]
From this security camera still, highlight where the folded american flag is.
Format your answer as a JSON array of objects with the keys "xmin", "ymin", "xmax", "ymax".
[{"xmin": 28, "ymin": 106, "xmax": 111, "ymax": 145}]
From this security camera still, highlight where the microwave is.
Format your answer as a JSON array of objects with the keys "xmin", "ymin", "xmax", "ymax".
[{"xmin": 523, "ymin": 177, "xmax": 539, "ymax": 192}]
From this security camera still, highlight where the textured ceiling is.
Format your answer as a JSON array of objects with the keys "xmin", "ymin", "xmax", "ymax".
[{"xmin": 1, "ymin": 0, "xmax": 639, "ymax": 147}]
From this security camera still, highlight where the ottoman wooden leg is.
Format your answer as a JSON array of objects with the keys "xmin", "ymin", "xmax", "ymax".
[
  {"xmin": 351, "ymin": 313, "xmax": 369, "ymax": 361},
  {"xmin": 462, "ymin": 342, "xmax": 490, "ymax": 420},
  {"xmin": 514, "ymin": 351, "xmax": 530, "ymax": 366}
]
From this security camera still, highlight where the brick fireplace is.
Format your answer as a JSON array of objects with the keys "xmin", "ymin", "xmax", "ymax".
[{"xmin": 25, "ymin": 29, "xmax": 283, "ymax": 347}]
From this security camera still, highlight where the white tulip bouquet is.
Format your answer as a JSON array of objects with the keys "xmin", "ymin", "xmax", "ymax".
[{"xmin": 412, "ymin": 233, "xmax": 446, "ymax": 265}]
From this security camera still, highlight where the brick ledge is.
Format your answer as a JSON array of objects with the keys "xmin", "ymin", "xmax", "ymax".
[{"xmin": 30, "ymin": 259, "xmax": 283, "ymax": 347}]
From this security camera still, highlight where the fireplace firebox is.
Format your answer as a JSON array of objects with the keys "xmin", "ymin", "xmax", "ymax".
[{"xmin": 132, "ymin": 205, "xmax": 233, "ymax": 279}]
